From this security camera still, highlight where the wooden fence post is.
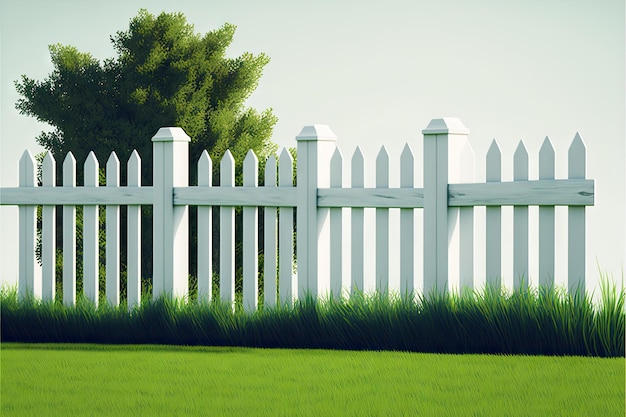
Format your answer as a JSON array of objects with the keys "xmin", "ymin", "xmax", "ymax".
[
  {"xmin": 422, "ymin": 118, "xmax": 470, "ymax": 294},
  {"xmin": 152, "ymin": 127, "xmax": 190, "ymax": 299},
  {"xmin": 296, "ymin": 125, "xmax": 337, "ymax": 300}
]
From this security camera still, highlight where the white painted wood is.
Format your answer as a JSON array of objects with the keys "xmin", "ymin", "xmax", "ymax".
[
  {"xmin": 41, "ymin": 153, "xmax": 56, "ymax": 302},
  {"xmin": 220, "ymin": 150, "xmax": 236, "ymax": 306},
  {"xmin": 447, "ymin": 180, "xmax": 594, "ymax": 206},
  {"xmin": 0, "ymin": 187, "xmax": 153, "ymax": 205},
  {"xmin": 106, "ymin": 153, "xmax": 121, "ymax": 306},
  {"xmin": 422, "ymin": 118, "xmax": 470, "ymax": 294},
  {"xmin": 152, "ymin": 127, "xmax": 190, "ymax": 299},
  {"xmin": 400, "ymin": 144, "xmax": 414, "ymax": 296},
  {"xmin": 243, "ymin": 150, "xmax": 259, "ymax": 312},
  {"xmin": 18, "ymin": 150, "xmax": 40, "ymax": 300},
  {"xmin": 296, "ymin": 125, "xmax": 336, "ymax": 299},
  {"xmin": 197, "ymin": 150, "xmax": 212, "ymax": 302},
  {"xmin": 279, "ymin": 148, "xmax": 294, "ymax": 304},
  {"xmin": 568, "ymin": 133, "xmax": 586, "ymax": 294},
  {"xmin": 1, "ymin": 178, "xmax": 592, "ymax": 208},
  {"xmin": 448, "ymin": 138, "xmax": 474, "ymax": 293},
  {"xmin": 513, "ymin": 141, "xmax": 529, "ymax": 289},
  {"xmin": 329, "ymin": 148, "xmax": 343, "ymax": 297},
  {"xmin": 485, "ymin": 140, "xmax": 502, "ymax": 289},
  {"xmin": 318, "ymin": 188, "xmax": 424, "ymax": 208},
  {"xmin": 175, "ymin": 187, "xmax": 296, "ymax": 207},
  {"xmin": 351, "ymin": 147, "xmax": 365, "ymax": 294},
  {"xmin": 458, "ymin": 141, "xmax": 475, "ymax": 291},
  {"xmin": 539, "ymin": 137, "xmax": 555, "ymax": 288},
  {"xmin": 63, "ymin": 152, "xmax": 77, "ymax": 306},
  {"xmin": 127, "ymin": 150, "xmax": 142, "ymax": 308},
  {"xmin": 375, "ymin": 147, "xmax": 389, "ymax": 293},
  {"xmin": 83, "ymin": 152, "xmax": 99, "ymax": 306},
  {"xmin": 264, "ymin": 155, "xmax": 278, "ymax": 307}
]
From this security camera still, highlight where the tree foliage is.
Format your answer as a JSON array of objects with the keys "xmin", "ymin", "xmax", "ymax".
[
  {"xmin": 16, "ymin": 10, "xmax": 278, "ymax": 292},
  {"xmin": 16, "ymin": 9, "xmax": 277, "ymax": 185}
]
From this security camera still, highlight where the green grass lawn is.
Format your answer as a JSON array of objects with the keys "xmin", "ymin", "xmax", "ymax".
[{"xmin": 1, "ymin": 343, "xmax": 623, "ymax": 417}]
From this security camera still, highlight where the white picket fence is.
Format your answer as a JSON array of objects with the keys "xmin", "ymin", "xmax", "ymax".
[{"xmin": 1, "ymin": 118, "xmax": 594, "ymax": 310}]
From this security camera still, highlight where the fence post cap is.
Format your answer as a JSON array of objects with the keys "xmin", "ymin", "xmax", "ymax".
[
  {"xmin": 422, "ymin": 118, "xmax": 470, "ymax": 135},
  {"xmin": 296, "ymin": 125, "xmax": 337, "ymax": 142},
  {"xmin": 151, "ymin": 127, "xmax": 191, "ymax": 142}
]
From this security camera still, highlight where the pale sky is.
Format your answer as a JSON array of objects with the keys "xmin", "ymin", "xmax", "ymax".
[{"xmin": 1, "ymin": 0, "xmax": 624, "ymax": 294}]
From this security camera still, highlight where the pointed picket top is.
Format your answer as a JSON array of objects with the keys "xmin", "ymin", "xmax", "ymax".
[
  {"xmin": 106, "ymin": 152, "xmax": 120, "ymax": 187},
  {"xmin": 128, "ymin": 150, "xmax": 142, "ymax": 187},
  {"xmin": 486, "ymin": 140, "xmax": 501, "ymax": 182},
  {"xmin": 278, "ymin": 147, "xmax": 293, "ymax": 186},
  {"xmin": 42, "ymin": 152, "xmax": 56, "ymax": 187},
  {"xmin": 221, "ymin": 150, "xmax": 235, "ymax": 187},
  {"xmin": 351, "ymin": 147, "xmax": 364, "ymax": 188},
  {"xmin": 84, "ymin": 152, "xmax": 99, "ymax": 187},
  {"xmin": 399, "ymin": 143, "xmax": 414, "ymax": 188},
  {"xmin": 243, "ymin": 150, "xmax": 258, "ymax": 187},
  {"xmin": 539, "ymin": 137, "xmax": 555, "ymax": 180},
  {"xmin": 295, "ymin": 124, "xmax": 337, "ymax": 142},
  {"xmin": 265, "ymin": 155, "xmax": 277, "ymax": 187},
  {"xmin": 198, "ymin": 150, "xmax": 212, "ymax": 187},
  {"xmin": 63, "ymin": 152, "xmax": 76, "ymax": 186},
  {"xmin": 568, "ymin": 132, "xmax": 586, "ymax": 179},
  {"xmin": 18, "ymin": 150, "xmax": 36, "ymax": 187},
  {"xmin": 513, "ymin": 141, "xmax": 528, "ymax": 181},
  {"xmin": 376, "ymin": 146, "xmax": 389, "ymax": 188},
  {"xmin": 330, "ymin": 147, "xmax": 343, "ymax": 188}
]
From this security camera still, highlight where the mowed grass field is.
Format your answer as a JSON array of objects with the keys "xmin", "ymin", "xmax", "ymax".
[{"xmin": 1, "ymin": 343, "xmax": 623, "ymax": 417}]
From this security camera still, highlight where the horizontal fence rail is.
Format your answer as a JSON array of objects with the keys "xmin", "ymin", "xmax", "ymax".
[
  {"xmin": 0, "ymin": 118, "xmax": 595, "ymax": 309},
  {"xmin": 1, "ymin": 180, "xmax": 594, "ymax": 208}
]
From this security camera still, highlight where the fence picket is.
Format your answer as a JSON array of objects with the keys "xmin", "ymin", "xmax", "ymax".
[
  {"xmin": 400, "ymin": 144, "xmax": 414, "ymax": 296},
  {"xmin": 243, "ymin": 150, "xmax": 259, "ymax": 312},
  {"xmin": 83, "ymin": 152, "xmax": 99, "ymax": 305},
  {"xmin": 197, "ymin": 150, "xmax": 212, "ymax": 302},
  {"xmin": 63, "ymin": 152, "xmax": 77, "ymax": 306},
  {"xmin": 18, "ymin": 151, "xmax": 39, "ymax": 300},
  {"xmin": 106, "ymin": 153, "xmax": 120, "ymax": 306},
  {"xmin": 513, "ymin": 141, "xmax": 529, "ymax": 289},
  {"xmin": 539, "ymin": 137, "xmax": 555, "ymax": 288},
  {"xmin": 486, "ymin": 140, "xmax": 502, "ymax": 289},
  {"xmin": 568, "ymin": 133, "xmax": 586, "ymax": 293},
  {"xmin": 41, "ymin": 153, "xmax": 56, "ymax": 301},
  {"xmin": 264, "ymin": 156, "xmax": 278, "ymax": 307},
  {"xmin": 127, "ymin": 150, "xmax": 142, "ymax": 308},
  {"xmin": 459, "ymin": 142, "xmax": 475, "ymax": 290},
  {"xmin": 376, "ymin": 147, "xmax": 390, "ymax": 293},
  {"xmin": 220, "ymin": 151, "xmax": 235, "ymax": 306},
  {"xmin": 330, "ymin": 148, "xmax": 343, "ymax": 297},
  {"xmin": 278, "ymin": 148, "xmax": 294, "ymax": 304},
  {"xmin": 351, "ymin": 147, "xmax": 365, "ymax": 294}
]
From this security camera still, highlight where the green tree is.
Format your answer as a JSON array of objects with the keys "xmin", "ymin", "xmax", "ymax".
[{"xmin": 16, "ymin": 10, "xmax": 278, "ymax": 298}]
